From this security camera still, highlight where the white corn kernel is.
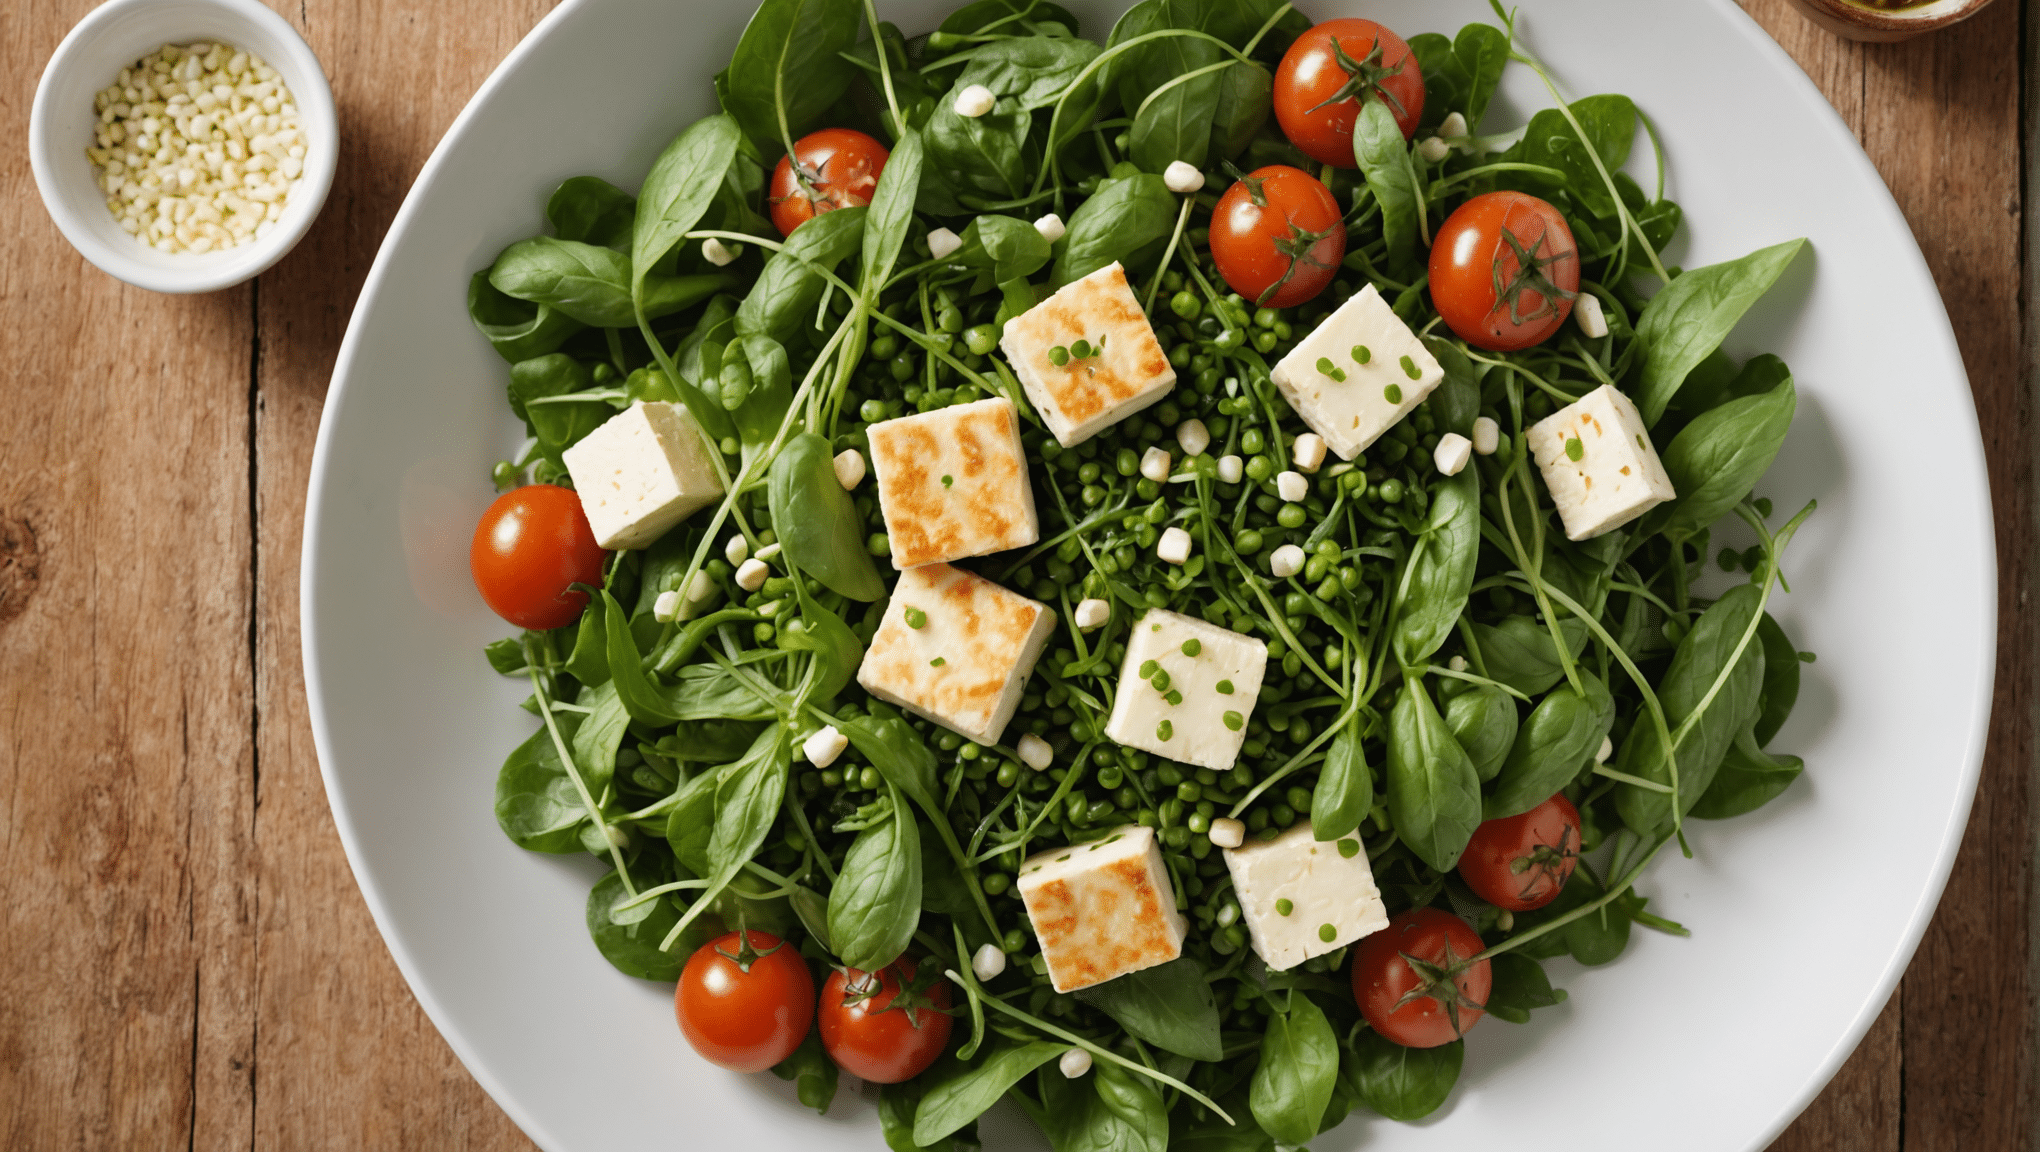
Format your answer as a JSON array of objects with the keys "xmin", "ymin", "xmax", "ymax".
[
  {"xmin": 1448, "ymin": 655, "xmax": 1468, "ymax": 673},
  {"xmin": 1472, "ymin": 416, "xmax": 1500, "ymax": 455},
  {"xmin": 653, "ymin": 590, "xmax": 681, "ymax": 623},
  {"xmin": 1217, "ymin": 454, "xmax": 1244, "ymax": 484},
  {"xmin": 1016, "ymin": 733, "xmax": 1054, "ymax": 770},
  {"xmin": 1176, "ymin": 419, "xmax": 1211, "ymax": 457},
  {"xmin": 685, "ymin": 570, "xmax": 716, "ymax": 602},
  {"xmin": 1208, "ymin": 817, "xmax": 1246, "ymax": 849},
  {"xmin": 803, "ymin": 725, "xmax": 849, "ymax": 768},
  {"xmin": 1074, "ymin": 598, "xmax": 1111, "ymax": 631},
  {"xmin": 1157, "ymin": 527, "xmax": 1193, "ymax": 565},
  {"xmin": 735, "ymin": 558, "xmax": 770, "ymax": 591},
  {"xmin": 1434, "ymin": 432, "xmax": 1473, "ymax": 476},
  {"xmin": 834, "ymin": 448, "xmax": 867, "ymax": 489},
  {"xmin": 724, "ymin": 535, "xmax": 750, "ymax": 566},
  {"xmin": 972, "ymin": 943, "xmax": 1008, "ymax": 981},
  {"xmin": 1269, "ymin": 544, "xmax": 1306, "ymax": 579},
  {"xmin": 1291, "ymin": 433, "xmax": 1327, "ymax": 472},
  {"xmin": 953, "ymin": 83, "xmax": 997, "ymax": 118},
  {"xmin": 1140, "ymin": 447, "xmax": 1173, "ymax": 482},
  {"xmin": 1440, "ymin": 111, "xmax": 1468, "ymax": 138},
  {"xmin": 755, "ymin": 541, "xmax": 782, "ymax": 561},
  {"xmin": 1163, "ymin": 161, "xmax": 1205, "ymax": 193},
  {"xmin": 1576, "ymin": 293, "xmax": 1609, "ymax": 339},
  {"xmin": 1060, "ymin": 1048, "xmax": 1094, "ymax": 1078},
  {"xmin": 1596, "ymin": 735, "xmax": 1613, "ymax": 764},
  {"xmin": 1275, "ymin": 470, "xmax": 1308, "ymax": 502},
  {"xmin": 928, "ymin": 227, "xmax": 963, "ymax": 260},
  {"xmin": 1034, "ymin": 212, "xmax": 1065, "ymax": 243},
  {"xmin": 1418, "ymin": 136, "xmax": 1450, "ymax": 163},
  {"xmin": 702, "ymin": 237, "xmax": 739, "ymax": 266}
]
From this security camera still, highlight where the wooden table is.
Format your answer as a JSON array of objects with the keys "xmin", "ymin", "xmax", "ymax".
[{"xmin": 0, "ymin": 0, "xmax": 2025, "ymax": 1147}]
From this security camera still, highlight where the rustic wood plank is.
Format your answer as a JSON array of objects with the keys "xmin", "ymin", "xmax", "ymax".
[
  {"xmin": 247, "ymin": 0, "xmax": 554, "ymax": 1148},
  {"xmin": 0, "ymin": 9, "xmax": 257, "ymax": 1152}
]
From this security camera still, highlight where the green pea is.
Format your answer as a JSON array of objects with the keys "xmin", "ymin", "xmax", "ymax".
[
  {"xmin": 1002, "ymin": 928, "xmax": 1028, "ymax": 952},
  {"xmin": 1163, "ymin": 825, "xmax": 1192, "ymax": 849},
  {"xmin": 1196, "ymin": 366, "xmax": 1225, "ymax": 392},
  {"xmin": 1161, "ymin": 797, "xmax": 1185, "ymax": 827},
  {"xmin": 820, "ymin": 769, "xmax": 843, "ymax": 787},
  {"xmin": 1282, "ymin": 652, "xmax": 1302, "ymax": 678},
  {"xmin": 1214, "ymin": 327, "xmax": 1244, "ymax": 351},
  {"xmin": 491, "ymin": 461, "xmax": 516, "ymax": 489},
  {"xmin": 869, "ymin": 334, "xmax": 900, "ymax": 360},
  {"xmin": 1169, "ymin": 342, "xmax": 1195, "ymax": 369},
  {"xmin": 982, "ymin": 872, "xmax": 1011, "ymax": 895},
  {"xmin": 1315, "ymin": 576, "xmax": 1342, "ymax": 601},
  {"xmin": 1234, "ymin": 528, "xmax": 1265, "ymax": 554},
  {"xmin": 938, "ymin": 306, "xmax": 964, "ymax": 334},
  {"xmin": 1177, "ymin": 781, "xmax": 1201, "ymax": 802},
  {"xmin": 860, "ymin": 766, "xmax": 883, "ymax": 790},
  {"xmin": 1378, "ymin": 478, "xmax": 1406, "ymax": 503},
  {"xmin": 867, "ymin": 532, "xmax": 892, "ymax": 556},
  {"xmin": 1241, "ymin": 427, "xmax": 1266, "ymax": 454},
  {"xmin": 1171, "ymin": 290, "xmax": 1202, "ymax": 319},
  {"xmin": 1276, "ymin": 504, "xmax": 1307, "ymax": 529},
  {"xmin": 1077, "ymin": 462, "xmax": 1102, "ymax": 484},
  {"xmin": 1271, "ymin": 803, "xmax": 1295, "ymax": 826},
  {"xmin": 890, "ymin": 354, "xmax": 918, "ymax": 382},
  {"xmin": 1181, "ymin": 639, "xmax": 1202, "ymax": 657},
  {"xmin": 1252, "ymin": 330, "xmax": 1279, "ymax": 353},
  {"xmin": 996, "ymin": 760, "xmax": 1020, "ymax": 787},
  {"xmin": 1136, "ymin": 478, "xmax": 1162, "ymax": 500}
]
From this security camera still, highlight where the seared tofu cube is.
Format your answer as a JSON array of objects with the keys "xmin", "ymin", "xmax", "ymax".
[
  {"xmin": 1017, "ymin": 825, "xmax": 1187, "ymax": 993},
  {"xmin": 1103, "ymin": 609, "xmax": 1268, "ymax": 771},
  {"xmin": 561, "ymin": 401, "xmax": 724, "ymax": 550},
  {"xmin": 867, "ymin": 398, "xmax": 1039, "ymax": 569},
  {"xmin": 1269, "ymin": 284, "xmax": 1444, "ymax": 460},
  {"xmin": 1000, "ymin": 262, "xmax": 1177, "ymax": 447},
  {"xmin": 1224, "ymin": 822, "xmax": 1389, "ymax": 971},
  {"xmin": 1527, "ymin": 384, "xmax": 1677, "ymax": 540},
  {"xmin": 856, "ymin": 563, "xmax": 1055, "ymax": 745}
]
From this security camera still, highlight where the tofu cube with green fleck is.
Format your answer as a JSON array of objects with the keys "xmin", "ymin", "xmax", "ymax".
[
  {"xmin": 1016, "ymin": 824, "xmax": 1187, "ymax": 993},
  {"xmin": 1527, "ymin": 383, "xmax": 1677, "ymax": 541},
  {"xmin": 1269, "ymin": 284, "xmax": 1444, "ymax": 461},
  {"xmin": 561, "ymin": 401, "xmax": 724, "ymax": 549},
  {"xmin": 1223, "ymin": 822, "xmax": 1389, "ymax": 971},
  {"xmin": 1103, "ymin": 609, "xmax": 1268, "ymax": 770},
  {"xmin": 1000, "ymin": 262, "xmax": 1177, "ymax": 448},
  {"xmin": 856, "ymin": 563, "xmax": 1055, "ymax": 745},
  {"xmin": 867, "ymin": 398, "xmax": 1040, "ymax": 569}
]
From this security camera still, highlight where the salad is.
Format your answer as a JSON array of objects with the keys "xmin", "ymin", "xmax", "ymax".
[{"xmin": 466, "ymin": 0, "xmax": 1814, "ymax": 1144}]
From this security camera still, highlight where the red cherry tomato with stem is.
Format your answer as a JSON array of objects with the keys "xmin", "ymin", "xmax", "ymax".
[
  {"xmin": 1352, "ymin": 907, "xmax": 1491, "ymax": 1049},
  {"xmin": 468, "ymin": 484, "xmax": 605, "ymax": 631},
  {"xmin": 675, "ymin": 931, "xmax": 816, "ymax": 1073},
  {"xmin": 1429, "ymin": 190, "xmax": 1581, "ymax": 351},
  {"xmin": 1209, "ymin": 165, "xmax": 1346, "ymax": 309},
  {"xmin": 770, "ymin": 128, "xmax": 890, "ymax": 238},
  {"xmin": 1458, "ymin": 794, "xmax": 1583, "ymax": 912},
  {"xmin": 1273, "ymin": 19, "xmax": 1424, "ymax": 166},
  {"xmin": 818, "ymin": 959, "xmax": 952, "ymax": 1083}
]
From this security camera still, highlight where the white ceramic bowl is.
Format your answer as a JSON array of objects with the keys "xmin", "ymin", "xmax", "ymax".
[
  {"xmin": 304, "ymin": 1, "xmax": 1994, "ymax": 1149},
  {"xmin": 29, "ymin": 0, "xmax": 338, "ymax": 293}
]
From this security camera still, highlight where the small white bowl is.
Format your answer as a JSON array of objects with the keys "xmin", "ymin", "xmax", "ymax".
[{"xmin": 29, "ymin": 0, "xmax": 338, "ymax": 294}]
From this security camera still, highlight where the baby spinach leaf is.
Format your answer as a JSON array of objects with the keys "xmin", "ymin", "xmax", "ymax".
[
  {"xmin": 1072, "ymin": 956, "xmax": 1223, "ymax": 1061},
  {"xmin": 1453, "ymin": 22, "xmax": 1509, "ymax": 127},
  {"xmin": 507, "ymin": 354, "xmax": 606, "ymax": 467},
  {"xmin": 665, "ymin": 769, "xmax": 722, "ymax": 875},
  {"xmin": 1632, "ymin": 239, "xmax": 1808, "ymax": 425},
  {"xmin": 568, "ymin": 679, "xmax": 631, "ymax": 795},
  {"xmin": 1615, "ymin": 583, "xmax": 1768, "ymax": 837},
  {"xmin": 770, "ymin": 432, "xmax": 886, "ymax": 601},
  {"xmin": 1470, "ymin": 615, "xmax": 1586, "ymax": 697},
  {"xmin": 633, "ymin": 114, "xmax": 743, "ymax": 302},
  {"xmin": 884, "ymin": 1077, "xmax": 978, "ymax": 1152},
  {"xmin": 563, "ymin": 589, "xmax": 611, "ymax": 684},
  {"xmin": 1487, "ymin": 671, "xmax": 1613, "ymax": 819},
  {"xmin": 720, "ymin": 0, "xmax": 861, "ymax": 150},
  {"xmin": 1130, "ymin": 49, "xmax": 1223, "ymax": 174},
  {"xmin": 1035, "ymin": 1061, "xmax": 1166, "ymax": 1152},
  {"xmin": 839, "ymin": 704, "xmax": 946, "ymax": 820},
  {"xmin": 494, "ymin": 716, "xmax": 587, "ymax": 853},
  {"xmin": 940, "ymin": 0, "xmax": 1081, "ymax": 37},
  {"xmin": 861, "ymin": 128, "xmax": 925, "ymax": 297},
  {"xmin": 1345, "ymin": 1030, "xmax": 1462, "ymax": 1121},
  {"xmin": 1309, "ymin": 711, "xmax": 1372, "ymax": 842},
  {"xmin": 927, "ymin": 89, "xmax": 1031, "ymax": 202},
  {"xmin": 1387, "ymin": 678, "xmax": 1483, "ymax": 872},
  {"xmin": 1407, "ymin": 33, "xmax": 1460, "ymax": 136},
  {"xmin": 468, "ymin": 271, "xmax": 584, "ymax": 363},
  {"xmin": 733, "ymin": 334, "xmax": 794, "ymax": 468},
  {"xmin": 1392, "ymin": 469, "xmax": 1478, "ymax": 671},
  {"xmin": 1483, "ymin": 953, "xmax": 1567, "ymax": 1024},
  {"xmin": 914, "ymin": 1041, "xmax": 1069, "ymax": 1145},
  {"xmin": 1675, "ymin": 350, "xmax": 1789, "ymax": 420},
  {"xmin": 1168, "ymin": 1092, "xmax": 1273, "ymax": 1152},
  {"xmin": 1651, "ymin": 373, "xmax": 1796, "ymax": 540},
  {"xmin": 948, "ymin": 215, "xmax": 1054, "ymax": 284},
  {"xmin": 1208, "ymin": 61, "xmax": 1272, "ymax": 161},
  {"xmin": 691, "ymin": 727, "xmax": 794, "ymax": 927},
  {"xmin": 1753, "ymin": 612, "xmax": 1802, "ymax": 747},
  {"xmin": 1052, "ymin": 169, "xmax": 1177, "ymax": 285},
  {"xmin": 827, "ymin": 786, "xmax": 923, "ymax": 972},
  {"xmin": 1352, "ymin": 98, "xmax": 1419, "ymax": 276},
  {"xmin": 1422, "ymin": 336, "xmax": 1481, "ymax": 437},
  {"xmin": 772, "ymin": 1026, "xmax": 840, "ymax": 1116},
  {"xmin": 1564, "ymin": 879, "xmax": 1643, "ymax": 966},
  {"xmin": 490, "ymin": 236, "xmax": 637, "ymax": 328},
  {"xmin": 956, "ymin": 36, "xmax": 1101, "ymax": 110},
  {"xmin": 1250, "ymin": 993, "xmax": 1337, "ymax": 1145},
  {"xmin": 586, "ymin": 869, "xmax": 685, "ymax": 980},
  {"xmin": 778, "ymin": 594, "xmax": 865, "ymax": 703},
  {"xmin": 664, "ymin": 662, "xmax": 781, "ymax": 722},
  {"xmin": 1445, "ymin": 683, "xmax": 1518, "ymax": 783},
  {"xmin": 1509, "ymin": 95, "xmax": 1634, "ymax": 220},
  {"xmin": 547, "ymin": 175, "xmax": 635, "ymax": 248},
  {"xmin": 736, "ymin": 206, "xmax": 868, "ymax": 346},
  {"xmin": 1691, "ymin": 725, "xmax": 1803, "ymax": 819}
]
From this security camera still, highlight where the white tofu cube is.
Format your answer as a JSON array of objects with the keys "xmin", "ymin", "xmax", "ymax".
[
  {"xmin": 856, "ymin": 563, "xmax": 1055, "ymax": 745},
  {"xmin": 1104, "ymin": 609, "xmax": 1268, "ymax": 770},
  {"xmin": 1000, "ymin": 262, "xmax": 1177, "ymax": 447},
  {"xmin": 1016, "ymin": 824, "xmax": 1187, "ymax": 992},
  {"xmin": 867, "ymin": 398, "xmax": 1039, "ymax": 569},
  {"xmin": 1527, "ymin": 384, "xmax": 1677, "ymax": 541},
  {"xmin": 561, "ymin": 401, "xmax": 724, "ymax": 550},
  {"xmin": 1224, "ymin": 822, "xmax": 1389, "ymax": 971},
  {"xmin": 1269, "ymin": 284, "xmax": 1444, "ymax": 461}
]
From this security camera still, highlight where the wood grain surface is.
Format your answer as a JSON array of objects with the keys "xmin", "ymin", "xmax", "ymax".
[{"xmin": 0, "ymin": 1, "xmax": 2025, "ymax": 1149}]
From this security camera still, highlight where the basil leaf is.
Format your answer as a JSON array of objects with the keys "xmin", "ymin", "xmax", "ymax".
[
  {"xmin": 1072, "ymin": 956, "xmax": 1223, "ymax": 1061},
  {"xmin": 1650, "ymin": 372, "xmax": 1796, "ymax": 539},
  {"xmin": 770, "ymin": 432, "xmax": 887, "ymax": 601},
  {"xmin": 1753, "ymin": 612, "xmax": 1802, "ymax": 747},
  {"xmin": 665, "ymin": 768, "xmax": 721, "ymax": 875},
  {"xmin": 1453, "ymin": 22, "xmax": 1509, "ymax": 127},
  {"xmin": 860, "ymin": 128, "xmax": 925, "ymax": 298},
  {"xmin": 827, "ymin": 786, "xmax": 922, "ymax": 972},
  {"xmin": 1486, "ymin": 671, "xmax": 1614, "ymax": 820},
  {"xmin": 1392, "ymin": 469, "xmax": 1478, "ymax": 671},
  {"xmin": 1386, "ymin": 678, "xmax": 1482, "ymax": 872},
  {"xmin": 1423, "ymin": 336, "xmax": 1482, "ymax": 437},
  {"xmin": 1309, "ymin": 711, "xmax": 1372, "ymax": 842},
  {"xmin": 914, "ymin": 1041, "xmax": 1068, "ymax": 1145},
  {"xmin": 839, "ymin": 704, "xmax": 945, "ymax": 816},
  {"xmin": 585, "ymin": 869, "xmax": 684, "ymax": 980},
  {"xmin": 493, "ymin": 715, "xmax": 587, "ymax": 853},
  {"xmin": 1482, "ymin": 953, "xmax": 1567, "ymax": 1024},
  {"xmin": 1208, "ymin": 61, "xmax": 1272, "ymax": 162},
  {"xmin": 735, "ymin": 206, "xmax": 868, "ymax": 345},
  {"xmin": 947, "ymin": 214, "xmax": 1054, "ymax": 284},
  {"xmin": 1352, "ymin": 98, "xmax": 1419, "ymax": 276},
  {"xmin": 1052, "ymin": 170, "xmax": 1176, "ymax": 285},
  {"xmin": 956, "ymin": 35, "xmax": 1100, "ymax": 110},
  {"xmin": 1631, "ymin": 239, "xmax": 1808, "ymax": 425},
  {"xmin": 547, "ymin": 175, "xmax": 635, "ymax": 248},
  {"xmin": 697, "ymin": 727, "xmax": 794, "ymax": 912},
  {"xmin": 1508, "ymin": 95, "xmax": 1634, "ymax": 220},
  {"xmin": 633, "ymin": 114, "xmax": 743, "ymax": 302},
  {"xmin": 468, "ymin": 271, "xmax": 583, "ymax": 363},
  {"xmin": 884, "ymin": 1077, "xmax": 979, "ymax": 1152},
  {"xmin": 567, "ymin": 678, "xmax": 630, "ymax": 796},
  {"xmin": 1249, "ymin": 992, "xmax": 1337, "ymax": 1145},
  {"xmin": 1344, "ymin": 1030, "xmax": 1461, "ymax": 1121},
  {"xmin": 1469, "ymin": 614, "xmax": 1587, "ymax": 697},
  {"xmin": 778, "ymin": 595, "xmax": 864, "ymax": 704},
  {"xmin": 489, "ymin": 236, "xmax": 636, "ymax": 327},
  {"xmin": 719, "ymin": 0, "xmax": 861, "ymax": 150},
  {"xmin": 1691, "ymin": 724, "xmax": 1804, "ymax": 819},
  {"xmin": 927, "ymin": 89, "xmax": 1031, "ymax": 202},
  {"xmin": 1130, "ymin": 46, "xmax": 1223, "ymax": 174},
  {"xmin": 771, "ymin": 1026, "xmax": 839, "ymax": 1116},
  {"xmin": 1036, "ymin": 1061, "xmax": 1167, "ymax": 1152},
  {"xmin": 1444, "ymin": 683, "xmax": 1518, "ymax": 782},
  {"xmin": 507, "ymin": 354, "xmax": 606, "ymax": 468}
]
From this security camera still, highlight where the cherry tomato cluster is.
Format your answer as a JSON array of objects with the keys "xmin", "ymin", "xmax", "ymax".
[{"xmin": 675, "ymin": 932, "xmax": 952, "ymax": 1082}]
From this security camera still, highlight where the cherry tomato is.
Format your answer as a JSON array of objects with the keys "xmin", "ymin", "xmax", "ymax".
[
  {"xmin": 1273, "ymin": 19, "xmax": 1424, "ymax": 166},
  {"xmin": 769, "ymin": 128, "xmax": 890, "ymax": 237},
  {"xmin": 1352, "ymin": 908, "xmax": 1491, "ymax": 1049},
  {"xmin": 674, "ymin": 931, "xmax": 816, "ymax": 1073},
  {"xmin": 1209, "ymin": 165, "xmax": 1346, "ymax": 309},
  {"xmin": 1458, "ymin": 794, "xmax": 1583, "ymax": 912},
  {"xmin": 1428, "ymin": 191, "xmax": 1581, "ymax": 351},
  {"xmin": 468, "ymin": 484, "xmax": 605, "ymax": 630},
  {"xmin": 818, "ymin": 959, "xmax": 952, "ymax": 1083}
]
